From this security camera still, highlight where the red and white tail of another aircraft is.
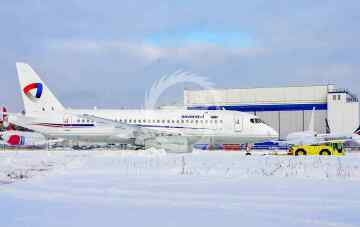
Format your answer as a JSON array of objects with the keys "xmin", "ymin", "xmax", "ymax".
[
  {"xmin": 1, "ymin": 107, "xmax": 62, "ymax": 148},
  {"xmin": 0, "ymin": 130, "xmax": 47, "ymax": 148}
]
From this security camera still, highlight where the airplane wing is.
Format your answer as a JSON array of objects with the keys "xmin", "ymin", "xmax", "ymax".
[
  {"xmin": 32, "ymin": 138, "xmax": 64, "ymax": 146},
  {"xmin": 8, "ymin": 114, "xmax": 40, "ymax": 132},
  {"xmin": 81, "ymin": 114, "xmax": 135, "ymax": 130}
]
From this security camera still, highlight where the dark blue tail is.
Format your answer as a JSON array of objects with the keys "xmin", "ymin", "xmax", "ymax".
[{"xmin": 354, "ymin": 126, "xmax": 360, "ymax": 135}]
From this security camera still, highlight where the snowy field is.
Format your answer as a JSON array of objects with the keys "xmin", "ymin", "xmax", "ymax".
[{"xmin": 1, "ymin": 149, "xmax": 360, "ymax": 227}]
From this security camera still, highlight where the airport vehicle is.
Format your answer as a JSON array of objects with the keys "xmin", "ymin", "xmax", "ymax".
[
  {"xmin": 288, "ymin": 142, "xmax": 345, "ymax": 156},
  {"xmin": 9, "ymin": 63, "xmax": 278, "ymax": 153}
]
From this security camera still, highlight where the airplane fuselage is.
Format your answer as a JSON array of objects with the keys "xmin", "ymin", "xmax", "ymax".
[{"xmin": 19, "ymin": 109, "xmax": 278, "ymax": 145}]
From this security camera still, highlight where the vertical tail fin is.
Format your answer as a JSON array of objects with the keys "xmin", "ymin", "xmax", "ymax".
[
  {"xmin": 325, "ymin": 118, "xmax": 331, "ymax": 134},
  {"xmin": 308, "ymin": 107, "xmax": 315, "ymax": 132},
  {"xmin": 16, "ymin": 63, "xmax": 65, "ymax": 116},
  {"xmin": 354, "ymin": 125, "xmax": 360, "ymax": 135}
]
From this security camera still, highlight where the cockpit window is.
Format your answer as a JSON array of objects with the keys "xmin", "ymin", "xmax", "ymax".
[{"xmin": 250, "ymin": 118, "xmax": 265, "ymax": 124}]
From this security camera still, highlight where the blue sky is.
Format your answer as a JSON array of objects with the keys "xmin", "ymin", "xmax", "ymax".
[
  {"xmin": 145, "ymin": 30, "xmax": 253, "ymax": 48},
  {"xmin": 0, "ymin": 1, "xmax": 360, "ymax": 110}
]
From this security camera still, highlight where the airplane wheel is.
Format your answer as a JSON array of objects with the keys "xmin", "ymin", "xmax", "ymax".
[{"xmin": 295, "ymin": 149, "xmax": 306, "ymax": 156}]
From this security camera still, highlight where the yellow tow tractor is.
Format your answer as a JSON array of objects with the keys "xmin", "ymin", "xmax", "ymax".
[{"xmin": 288, "ymin": 142, "xmax": 346, "ymax": 156}]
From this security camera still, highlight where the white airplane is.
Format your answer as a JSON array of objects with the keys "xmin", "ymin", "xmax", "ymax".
[
  {"xmin": 9, "ymin": 63, "xmax": 278, "ymax": 152},
  {"xmin": 278, "ymin": 108, "xmax": 360, "ymax": 145}
]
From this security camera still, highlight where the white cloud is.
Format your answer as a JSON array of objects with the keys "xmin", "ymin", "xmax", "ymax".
[
  {"xmin": 46, "ymin": 40, "xmax": 165, "ymax": 60},
  {"xmin": 46, "ymin": 39, "xmax": 269, "ymax": 62},
  {"xmin": 296, "ymin": 64, "xmax": 360, "ymax": 82}
]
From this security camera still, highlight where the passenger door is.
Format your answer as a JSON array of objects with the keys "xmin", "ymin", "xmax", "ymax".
[
  {"xmin": 234, "ymin": 116, "xmax": 243, "ymax": 132},
  {"xmin": 63, "ymin": 114, "xmax": 73, "ymax": 125}
]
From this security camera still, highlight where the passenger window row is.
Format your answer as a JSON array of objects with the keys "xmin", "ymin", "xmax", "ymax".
[
  {"xmin": 113, "ymin": 119, "xmax": 223, "ymax": 124},
  {"xmin": 76, "ymin": 119, "xmax": 94, "ymax": 123}
]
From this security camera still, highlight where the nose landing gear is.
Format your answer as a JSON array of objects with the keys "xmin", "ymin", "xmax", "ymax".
[{"xmin": 245, "ymin": 143, "xmax": 253, "ymax": 155}]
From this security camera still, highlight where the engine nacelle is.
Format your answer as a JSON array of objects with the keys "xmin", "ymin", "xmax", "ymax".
[{"xmin": 144, "ymin": 136, "xmax": 193, "ymax": 153}]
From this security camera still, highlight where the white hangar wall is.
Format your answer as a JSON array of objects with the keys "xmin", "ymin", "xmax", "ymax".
[{"xmin": 185, "ymin": 85, "xmax": 359, "ymax": 139}]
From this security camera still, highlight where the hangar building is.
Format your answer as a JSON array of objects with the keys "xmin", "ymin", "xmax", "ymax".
[{"xmin": 184, "ymin": 85, "xmax": 359, "ymax": 139}]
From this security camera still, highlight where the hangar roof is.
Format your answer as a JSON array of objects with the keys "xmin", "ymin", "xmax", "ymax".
[{"xmin": 184, "ymin": 85, "xmax": 334, "ymax": 106}]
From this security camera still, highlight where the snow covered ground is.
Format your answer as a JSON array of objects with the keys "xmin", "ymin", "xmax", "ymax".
[{"xmin": 1, "ymin": 149, "xmax": 360, "ymax": 227}]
